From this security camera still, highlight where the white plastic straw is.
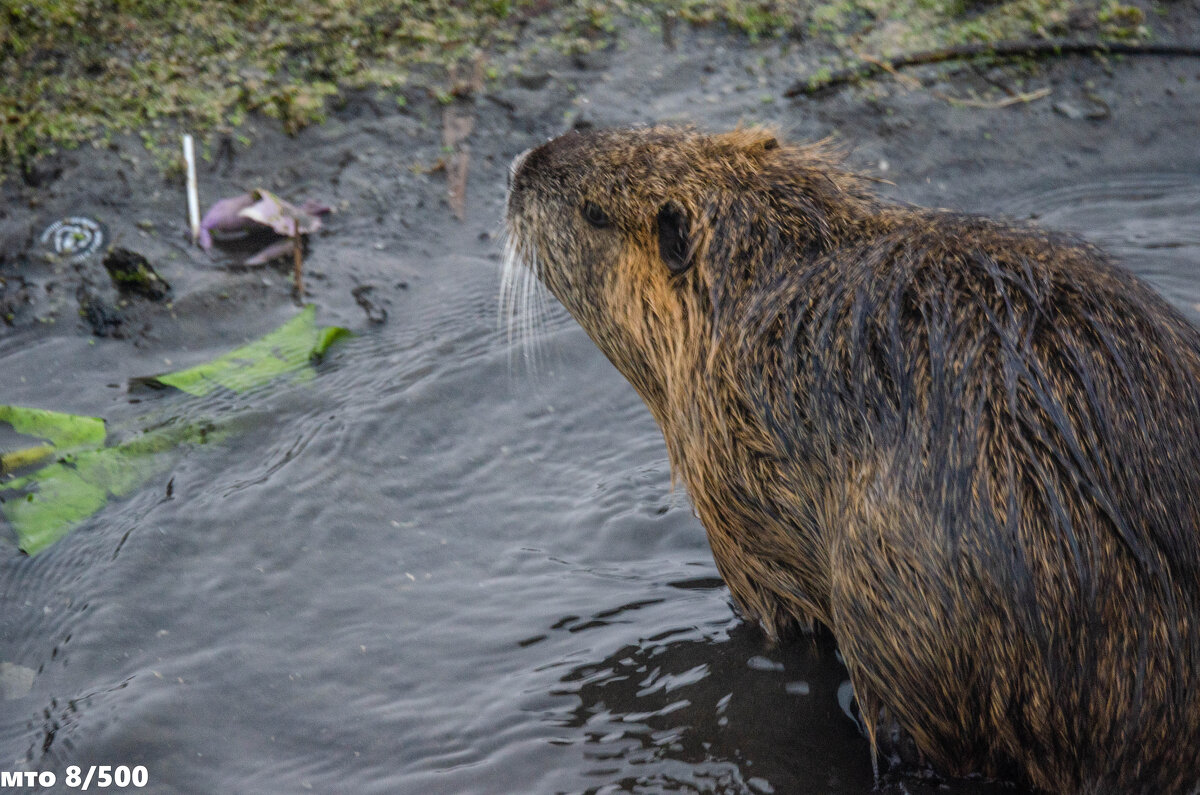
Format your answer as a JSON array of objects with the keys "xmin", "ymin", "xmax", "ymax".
[{"xmin": 183, "ymin": 134, "xmax": 200, "ymax": 244}]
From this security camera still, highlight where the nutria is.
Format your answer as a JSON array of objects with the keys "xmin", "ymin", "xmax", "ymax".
[{"xmin": 502, "ymin": 126, "xmax": 1200, "ymax": 794}]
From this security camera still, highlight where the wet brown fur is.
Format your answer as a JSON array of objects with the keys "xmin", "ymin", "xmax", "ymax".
[{"xmin": 504, "ymin": 126, "xmax": 1200, "ymax": 794}]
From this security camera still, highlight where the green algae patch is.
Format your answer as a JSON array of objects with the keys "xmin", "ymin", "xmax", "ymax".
[
  {"xmin": 0, "ymin": 0, "xmax": 522, "ymax": 166},
  {"xmin": 0, "ymin": 0, "xmax": 1156, "ymax": 170},
  {"xmin": 0, "ymin": 307, "xmax": 350, "ymax": 555}
]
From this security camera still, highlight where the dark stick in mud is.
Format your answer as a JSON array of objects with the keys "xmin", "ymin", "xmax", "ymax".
[
  {"xmin": 786, "ymin": 38, "xmax": 1200, "ymax": 97},
  {"xmin": 292, "ymin": 219, "xmax": 304, "ymax": 299}
]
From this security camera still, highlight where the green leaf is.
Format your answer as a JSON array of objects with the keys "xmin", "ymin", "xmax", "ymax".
[
  {"xmin": 4, "ymin": 463, "xmax": 111, "ymax": 554},
  {"xmin": 1, "ymin": 307, "xmax": 349, "ymax": 554},
  {"xmin": 0, "ymin": 406, "xmax": 106, "ymax": 449},
  {"xmin": 314, "ymin": 324, "xmax": 354, "ymax": 356},
  {"xmin": 2, "ymin": 422, "xmax": 217, "ymax": 555},
  {"xmin": 136, "ymin": 305, "xmax": 350, "ymax": 396}
]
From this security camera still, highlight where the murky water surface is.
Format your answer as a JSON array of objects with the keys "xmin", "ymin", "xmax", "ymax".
[{"xmin": 1, "ymin": 175, "xmax": 1197, "ymax": 794}]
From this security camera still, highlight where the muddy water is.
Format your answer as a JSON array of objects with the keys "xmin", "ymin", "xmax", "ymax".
[{"xmin": 1, "ymin": 168, "xmax": 1197, "ymax": 795}]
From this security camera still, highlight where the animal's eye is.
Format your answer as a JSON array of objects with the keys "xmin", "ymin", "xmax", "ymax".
[{"xmin": 581, "ymin": 201, "xmax": 612, "ymax": 229}]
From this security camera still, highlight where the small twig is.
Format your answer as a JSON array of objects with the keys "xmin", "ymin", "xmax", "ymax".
[
  {"xmin": 858, "ymin": 46, "xmax": 1053, "ymax": 108},
  {"xmin": 786, "ymin": 39, "xmax": 1200, "ymax": 98},
  {"xmin": 856, "ymin": 50, "xmax": 920, "ymax": 91},
  {"xmin": 971, "ymin": 62, "xmax": 1020, "ymax": 96},
  {"xmin": 936, "ymin": 85, "xmax": 1053, "ymax": 108},
  {"xmin": 292, "ymin": 220, "xmax": 304, "ymax": 299}
]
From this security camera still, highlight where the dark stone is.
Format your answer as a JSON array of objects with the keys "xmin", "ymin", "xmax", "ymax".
[
  {"xmin": 102, "ymin": 248, "xmax": 171, "ymax": 301},
  {"xmin": 76, "ymin": 284, "xmax": 127, "ymax": 338},
  {"xmin": 352, "ymin": 284, "xmax": 388, "ymax": 324}
]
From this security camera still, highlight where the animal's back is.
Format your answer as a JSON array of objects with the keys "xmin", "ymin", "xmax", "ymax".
[
  {"xmin": 727, "ymin": 211, "xmax": 1200, "ymax": 792},
  {"xmin": 504, "ymin": 126, "xmax": 1200, "ymax": 792}
]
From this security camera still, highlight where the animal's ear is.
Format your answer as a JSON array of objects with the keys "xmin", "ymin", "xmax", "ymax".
[
  {"xmin": 657, "ymin": 201, "xmax": 694, "ymax": 275},
  {"xmin": 714, "ymin": 127, "xmax": 779, "ymax": 155}
]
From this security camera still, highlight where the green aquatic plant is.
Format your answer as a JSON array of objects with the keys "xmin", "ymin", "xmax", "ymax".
[{"xmin": 0, "ymin": 306, "xmax": 350, "ymax": 555}]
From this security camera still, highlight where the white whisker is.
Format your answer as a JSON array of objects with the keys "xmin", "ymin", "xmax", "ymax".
[
  {"xmin": 498, "ymin": 229, "xmax": 552, "ymax": 373},
  {"xmin": 522, "ymin": 252, "xmax": 544, "ymax": 371}
]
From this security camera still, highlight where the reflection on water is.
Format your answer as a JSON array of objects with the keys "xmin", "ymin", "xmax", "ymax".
[
  {"xmin": 1002, "ymin": 175, "xmax": 1200, "ymax": 321},
  {"xmin": 550, "ymin": 621, "xmax": 870, "ymax": 794},
  {"xmin": 0, "ymin": 174, "xmax": 1196, "ymax": 794}
]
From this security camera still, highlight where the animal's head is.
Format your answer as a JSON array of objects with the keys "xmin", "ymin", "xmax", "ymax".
[{"xmin": 503, "ymin": 126, "xmax": 865, "ymax": 411}]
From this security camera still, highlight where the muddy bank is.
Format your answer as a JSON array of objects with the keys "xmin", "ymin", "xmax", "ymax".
[{"xmin": 2, "ymin": 13, "xmax": 1198, "ymax": 349}]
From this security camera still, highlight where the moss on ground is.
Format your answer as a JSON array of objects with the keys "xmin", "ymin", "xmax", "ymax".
[{"xmin": 0, "ymin": 0, "xmax": 1157, "ymax": 169}]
